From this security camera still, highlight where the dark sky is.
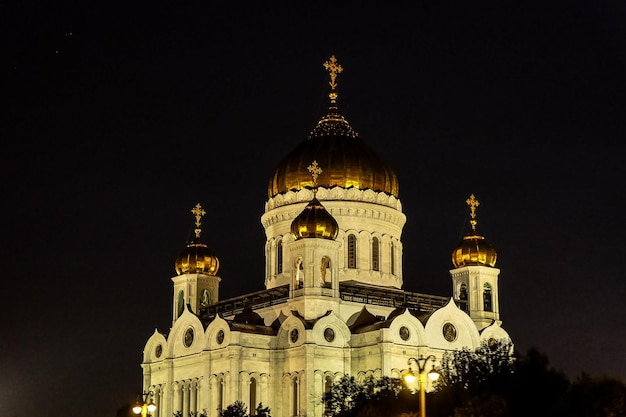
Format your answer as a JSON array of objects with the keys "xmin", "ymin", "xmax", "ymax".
[{"xmin": 2, "ymin": 1, "xmax": 625, "ymax": 416}]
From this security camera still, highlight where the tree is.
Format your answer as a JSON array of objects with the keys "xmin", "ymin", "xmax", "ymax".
[
  {"xmin": 254, "ymin": 403, "xmax": 272, "ymax": 417},
  {"xmin": 322, "ymin": 375, "xmax": 362, "ymax": 416},
  {"xmin": 217, "ymin": 401, "xmax": 271, "ymax": 417},
  {"xmin": 322, "ymin": 375, "xmax": 412, "ymax": 417},
  {"xmin": 505, "ymin": 348, "xmax": 569, "ymax": 417},
  {"xmin": 430, "ymin": 340, "xmax": 514, "ymax": 417},
  {"xmin": 561, "ymin": 373, "xmax": 626, "ymax": 417},
  {"xmin": 221, "ymin": 401, "xmax": 248, "ymax": 417}
]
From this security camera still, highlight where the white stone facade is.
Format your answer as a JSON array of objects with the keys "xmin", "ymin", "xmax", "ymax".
[{"xmin": 139, "ymin": 186, "xmax": 511, "ymax": 417}]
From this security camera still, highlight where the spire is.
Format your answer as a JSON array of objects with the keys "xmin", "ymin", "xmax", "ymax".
[{"xmin": 309, "ymin": 55, "xmax": 357, "ymax": 138}]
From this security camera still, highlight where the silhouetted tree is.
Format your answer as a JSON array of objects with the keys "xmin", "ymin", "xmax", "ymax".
[
  {"xmin": 322, "ymin": 375, "xmax": 412, "ymax": 417},
  {"xmin": 218, "ymin": 401, "xmax": 271, "ymax": 417},
  {"xmin": 506, "ymin": 348, "xmax": 569, "ymax": 417},
  {"xmin": 430, "ymin": 340, "xmax": 514, "ymax": 417},
  {"xmin": 254, "ymin": 403, "xmax": 272, "ymax": 417},
  {"xmin": 561, "ymin": 373, "xmax": 626, "ymax": 417},
  {"xmin": 221, "ymin": 401, "xmax": 248, "ymax": 417}
]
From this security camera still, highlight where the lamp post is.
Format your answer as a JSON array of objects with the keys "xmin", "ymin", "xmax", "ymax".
[
  {"xmin": 132, "ymin": 391, "xmax": 157, "ymax": 417},
  {"xmin": 403, "ymin": 355, "xmax": 439, "ymax": 417}
]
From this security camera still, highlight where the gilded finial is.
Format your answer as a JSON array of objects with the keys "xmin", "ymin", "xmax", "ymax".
[
  {"xmin": 191, "ymin": 203, "xmax": 206, "ymax": 238},
  {"xmin": 466, "ymin": 194, "xmax": 480, "ymax": 232},
  {"xmin": 323, "ymin": 55, "xmax": 343, "ymax": 104},
  {"xmin": 307, "ymin": 160, "xmax": 322, "ymax": 194}
]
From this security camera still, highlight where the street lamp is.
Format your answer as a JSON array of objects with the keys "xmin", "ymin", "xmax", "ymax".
[
  {"xmin": 133, "ymin": 391, "xmax": 157, "ymax": 417},
  {"xmin": 403, "ymin": 355, "xmax": 440, "ymax": 417}
]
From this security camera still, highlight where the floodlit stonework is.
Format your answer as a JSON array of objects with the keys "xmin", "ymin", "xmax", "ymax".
[{"xmin": 139, "ymin": 56, "xmax": 511, "ymax": 417}]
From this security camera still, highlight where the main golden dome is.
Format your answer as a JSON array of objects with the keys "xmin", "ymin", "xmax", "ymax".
[
  {"xmin": 174, "ymin": 204, "xmax": 220, "ymax": 276},
  {"xmin": 267, "ymin": 56, "xmax": 399, "ymax": 198},
  {"xmin": 452, "ymin": 195, "xmax": 497, "ymax": 268}
]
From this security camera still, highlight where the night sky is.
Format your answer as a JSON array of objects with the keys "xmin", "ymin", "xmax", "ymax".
[{"xmin": 2, "ymin": 1, "xmax": 625, "ymax": 416}]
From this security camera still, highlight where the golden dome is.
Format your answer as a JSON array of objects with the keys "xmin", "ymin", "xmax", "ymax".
[
  {"xmin": 174, "ymin": 204, "xmax": 220, "ymax": 276},
  {"xmin": 452, "ymin": 195, "xmax": 497, "ymax": 268},
  {"xmin": 267, "ymin": 56, "xmax": 399, "ymax": 198},
  {"xmin": 290, "ymin": 197, "xmax": 339, "ymax": 240},
  {"xmin": 452, "ymin": 235, "xmax": 497, "ymax": 268}
]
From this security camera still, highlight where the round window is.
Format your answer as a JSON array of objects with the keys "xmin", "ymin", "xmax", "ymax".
[
  {"xmin": 216, "ymin": 329, "xmax": 225, "ymax": 344},
  {"xmin": 290, "ymin": 328, "xmax": 299, "ymax": 343},
  {"xmin": 324, "ymin": 327, "xmax": 335, "ymax": 342},
  {"xmin": 443, "ymin": 323, "xmax": 457, "ymax": 342},
  {"xmin": 184, "ymin": 328, "xmax": 195, "ymax": 347},
  {"xmin": 155, "ymin": 344, "xmax": 162, "ymax": 358},
  {"xmin": 399, "ymin": 326, "xmax": 410, "ymax": 341}
]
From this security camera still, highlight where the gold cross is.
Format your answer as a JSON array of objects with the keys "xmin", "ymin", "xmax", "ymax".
[
  {"xmin": 323, "ymin": 55, "xmax": 343, "ymax": 91},
  {"xmin": 191, "ymin": 203, "xmax": 206, "ymax": 237},
  {"xmin": 466, "ymin": 194, "xmax": 480, "ymax": 232},
  {"xmin": 466, "ymin": 194, "xmax": 480, "ymax": 219},
  {"xmin": 307, "ymin": 160, "xmax": 322, "ymax": 192}
]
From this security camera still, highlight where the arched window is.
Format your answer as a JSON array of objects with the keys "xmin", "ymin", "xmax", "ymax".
[
  {"xmin": 295, "ymin": 257, "xmax": 303, "ymax": 288},
  {"xmin": 292, "ymin": 376, "xmax": 299, "ymax": 416},
  {"xmin": 324, "ymin": 376, "xmax": 333, "ymax": 416},
  {"xmin": 347, "ymin": 235, "xmax": 357, "ymax": 269},
  {"xmin": 459, "ymin": 283, "xmax": 468, "ymax": 312},
  {"xmin": 177, "ymin": 290, "xmax": 185, "ymax": 318},
  {"xmin": 277, "ymin": 239, "xmax": 283, "ymax": 274},
  {"xmin": 321, "ymin": 256, "xmax": 331, "ymax": 287},
  {"xmin": 217, "ymin": 376, "xmax": 224, "ymax": 414},
  {"xmin": 483, "ymin": 283, "xmax": 493, "ymax": 312},
  {"xmin": 390, "ymin": 241, "xmax": 395, "ymax": 275},
  {"xmin": 372, "ymin": 237, "xmax": 380, "ymax": 271},
  {"xmin": 250, "ymin": 377, "xmax": 257, "ymax": 415}
]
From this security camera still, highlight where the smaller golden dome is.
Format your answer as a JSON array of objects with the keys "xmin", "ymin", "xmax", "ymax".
[
  {"xmin": 174, "ymin": 204, "xmax": 220, "ymax": 275},
  {"xmin": 175, "ymin": 237, "xmax": 220, "ymax": 275},
  {"xmin": 290, "ymin": 161, "xmax": 339, "ymax": 240},
  {"xmin": 452, "ymin": 194, "xmax": 497, "ymax": 268},
  {"xmin": 291, "ymin": 197, "xmax": 339, "ymax": 240},
  {"xmin": 452, "ymin": 235, "xmax": 497, "ymax": 268}
]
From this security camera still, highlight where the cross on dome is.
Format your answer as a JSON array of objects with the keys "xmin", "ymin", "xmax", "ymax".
[
  {"xmin": 466, "ymin": 194, "xmax": 480, "ymax": 232},
  {"xmin": 323, "ymin": 55, "xmax": 343, "ymax": 104},
  {"xmin": 307, "ymin": 160, "xmax": 322, "ymax": 193},
  {"xmin": 191, "ymin": 203, "xmax": 206, "ymax": 238}
]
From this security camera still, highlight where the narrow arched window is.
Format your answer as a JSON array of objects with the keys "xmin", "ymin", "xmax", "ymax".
[
  {"xmin": 324, "ymin": 376, "xmax": 333, "ymax": 416},
  {"xmin": 372, "ymin": 237, "xmax": 380, "ymax": 271},
  {"xmin": 292, "ymin": 377, "xmax": 299, "ymax": 416},
  {"xmin": 250, "ymin": 377, "xmax": 257, "ymax": 415},
  {"xmin": 217, "ymin": 377, "xmax": 224, "ymax": 414},
  {"xmin": 177, "ymin": 290, "xmax": 185, "ymax": 318},
  {"xmin": 348, "ymin": 234, "xmax": 357, "ymax": 269},
  {"xmin": 459, "ymin": 283, "xmax": 468, "ymax": 312},
  {"xmin": 483, "ymin": 283, "xmax": 493, "ymax": 312},
  {"xmin": 390, "ymin": 241, "xmax": 395, "ymax": 275},
  {"xmin": 321, "ymin": 256, "xmax": 331, "ymax": 287},
  {"xmin": 277, "ymin": 239, "xmax": 283, "ymax": 274}
]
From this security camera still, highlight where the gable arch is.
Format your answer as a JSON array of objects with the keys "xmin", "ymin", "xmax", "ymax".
[
  {"xmin": 387, "ymin": 309, "xmax": 427, "ymax": 346},
  {"xmin": 312, "ymin": 312, "xmax": 351, "ymax": 347},
  {"xmin": 143, "ymin": 329, "xmax": 167, "ymax": 363},
  {"xmin": 205, "ymin": 315, "xmax": 231, "ymax": 350},
  {"xmin": 425, "ymin": 299, "xmax": 481, "ymax": 350},
  {"xmin": 276, "ymin": 312, "xmax": 306, "ymax": 349},
  {"xmin": 167, "ymin": 306, "xmax": 205, "ymax": 357}
]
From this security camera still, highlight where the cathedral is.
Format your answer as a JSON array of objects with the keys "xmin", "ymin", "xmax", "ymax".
[{"xmin": 139, "ymin": 56, "xmax": 511, "ymax": 417}]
